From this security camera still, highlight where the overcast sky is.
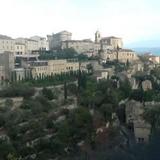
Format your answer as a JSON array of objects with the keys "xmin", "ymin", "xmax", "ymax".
[{"xmin": 0, "ymin": 0, "xmax": 160, "ymax": 45}]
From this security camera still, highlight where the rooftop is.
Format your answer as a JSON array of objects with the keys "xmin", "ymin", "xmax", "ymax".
[
  {"xmin": 0, "ymin": 34, "xmax": 13, "ymax": 40},
  {"xmin": 63, "ymin": 39, "xmax": 93, "ymax": 43},
  {"xmin": 101, "ymin": 36, "xmax": 121, "ymax": 40}
]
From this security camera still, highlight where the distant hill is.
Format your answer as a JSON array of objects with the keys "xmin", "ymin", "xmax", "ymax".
[
  {"xmin": 125, "ymin": 40, "xmax": 160, "ymax": 48},
  {"xmin": 124, "ymin": 40, "xmax": 160, "ymax": 55},
  {"xmin": 131, "ymin": 47, "xmax": 160, "ymax": 55}
]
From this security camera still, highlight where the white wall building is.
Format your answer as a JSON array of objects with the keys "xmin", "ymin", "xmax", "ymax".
[
  {"xmin": 30, "ymin": 36, "xmax": 49, "ymax": 50},
  {"xmin": 15, "ymin": 38, "xmax": 39, "ymax": 54},
  {"xmin": 0, "ymin": 35, "xmax": 15, "ymax": 53},
  {"xmin": 47, "ymin": 31, "xmax": 72, "ymax": 50}
]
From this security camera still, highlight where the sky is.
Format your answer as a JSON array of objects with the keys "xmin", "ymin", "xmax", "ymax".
[{"xmin": 0, "ymin": 0, "xmax": 160, "ymax": 46}]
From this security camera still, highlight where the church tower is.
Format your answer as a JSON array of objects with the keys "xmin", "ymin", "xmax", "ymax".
[{"xmin": 95, "ymin": 30, "xmax": 101, "ymax": 43}]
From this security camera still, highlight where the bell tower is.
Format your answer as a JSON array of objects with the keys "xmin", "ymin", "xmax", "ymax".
[{"xmin": 95, "ymin": 30, "xmax": 101, "ymax": 43}]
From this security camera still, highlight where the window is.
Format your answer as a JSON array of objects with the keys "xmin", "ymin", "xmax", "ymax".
[{"xmin": 138, "ymin": 138, "xmax": 144, "ymax": 143}]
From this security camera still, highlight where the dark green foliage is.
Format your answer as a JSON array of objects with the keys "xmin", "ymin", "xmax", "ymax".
[
  {"xmin": 100, "ymin": 103, "xmax": 113, "ymax": 122},
  {"xmin": 130, "ymin": 89, "xmax": 144, "ymax": 102},
  {"xmin": 42, "ymin": 88, "xmax": 54, "ymax": 100},
  {"xmin": 17, "ymin": 71, "xmax": 79, "ymax": 87},
  {"xmin": 39, "ymin": 48, "xmax": 88, "ymax": 61},
  {"xmin": 67, "ymin": 83, "xmax": 78, "ymax": 95},
  {"xmin": 64, "ymin": 81, "xmax": 67, "ymax": 100},
  {"xmin": 0, "ymin": 139, "xmax": 15, "ymax": 160},
  {"xmin": 0, "ymin": 84, "xmax": 35, "ymax": 98},
  {"xmin": 143, "ymin": 105, "xmax": 160, "ymax": 131}
]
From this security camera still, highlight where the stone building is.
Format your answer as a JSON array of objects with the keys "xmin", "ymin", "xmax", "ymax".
[
  {"xmin": 0, "ymin": 52, "xmax": 14, "ymax": 81},
  {"xmin": 149, "ymin": 56, "xmax": 160, "ymax": 64},
  {"xmin": 93, "ymin": 69, "xmax": 109, "ymax": 81},
  {"xmin": 0, "ymin": 35, "xmax": 15, "ymax": 53},
  {"xmin": 100, "ymin": 36, "xmax": 123, "ymax": 49},
  {"xmin": 30, "ymin": 59, "xmax": 79, "ymax": 79},
  {"xmin": 12, "ymin": 68, "xmax": 32, "ymax": 82},
  {"xmin": 15, "ymin": 43, "xmax": 26, "ymax": 55},
  {"xmin": 125, "ymin": 100, "xmax": 151, "ymax": 143},
  {"xmin": 59, "ymin": 31, "xmax": 123, "ymax": 56},
  {"xmin": 100, "ymin": 49, "xmax": 138, "ymax": 63},
  {"xmin": 15, "ymin": 38, "xmax": 39, "ymax": 54},
  {"xmin": 47, "ymin": 31, "xmax": 72, "ymax": 50},
  {"xmin": 30, "ymin": 36, "xmax": 49, "ymax": 50},
  {"xmin": 0, "ymin": 66, "xmax": 5, "ymax": 83},
  {"xmin": 61, "ymin": 39, "xmax": 94, "ymax": 54},
  {"xmin": 142, "ymin": 80, "xmax": 152, "ymax": 91}
]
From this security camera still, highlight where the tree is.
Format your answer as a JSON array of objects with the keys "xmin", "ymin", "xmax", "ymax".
[
  {"xmin": 42, "ymin": 87, "xmax": 54, "ymax": 100},
  {"xmin": 100, "ymin": 103, "xmax": 113, "ymax": 123},
  {"xmin": 143, "ymin": 105, "xmax": 160, "ymax": 132},
  {"xmin": 129, "ymin": 89, "xmax": 144, "ymax": 102},
  {"xmin": 64, "ymin": 81, "xmax": 67, "ymax": 100},
  {"xmin": 0, "ymin": 139, "xmax": 15, "ymax": 160},
  {"xmin": 67, "ymin": 83, "xmax": 78, "ymax": 96}
]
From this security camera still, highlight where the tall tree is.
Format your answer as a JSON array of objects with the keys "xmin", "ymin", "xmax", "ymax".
[{"xmin": 64, "ymin": 81, "xmax": 67, "ymax": 100}]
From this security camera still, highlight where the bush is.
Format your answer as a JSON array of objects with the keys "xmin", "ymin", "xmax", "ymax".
[
  {"xmin": 0, "ymin": 85, "xmax": 35, "ymax": 98},
  {"xmin": 42, "ymin": 88, "xmax": 54, "ymax": 100}
]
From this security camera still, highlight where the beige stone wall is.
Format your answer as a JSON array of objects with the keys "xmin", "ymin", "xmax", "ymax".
[
  {"xmin": 118, "ymin": 51, "xmax": 138, "ymax": 62},
  {"xmin": 0, "ymin": 66, "xmax": 5, "ymax": 81},
  {"xmin": 62, "ymin": 40, "xmax": 94, "ymax": 54},
  {"xmin": 125, "ymin": 100, "xmax": 151, "ymax": 143},
  {"xmin": 50, "ymin": 31, "xmax": 72, "ymax": 49},
  {"xmin": 31, "ymin": 59, "xmax": 79, "ymax": 79},
  {"xmin": 15, "ymin": 43, "xmax": 25, "ymax": 55},
  {"xmin": 0, "ymin": 39, "xmax": 15, "ymax": 53},
  {"xmin": 100, "ymin": 50, "xmax": 138, "ymax": 63},
  {"xmin": 134, "ymin": 121, "xmax": 151, "ymax": 143},
  {"xmin": 101, "ymin": 37, "xmax": 123, "ymax": 49},
  {"xmin": 30, "ymin": 36, "xmax": 48, "ymax": 50},
  {"xmin": 142, "ymin": 80, "xmax": 152, "ymax": 91},
  {"xmin": 16, "ymin": 38, "xmax": 39, "ymax": 54},
  {"xmin": 0, "ymin": 52, "xmax": 14, "ymax": 80},
  {"xmin": 110, "ymin": 38, "xmax": 123, "ymax": 49}
]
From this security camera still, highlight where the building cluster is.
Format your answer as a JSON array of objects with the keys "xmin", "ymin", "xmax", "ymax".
[
  {"xmin": 125, "ymin": 100, "xmax": 151, "ymax": 143},
  {"xmin": 0, "ymin": 52, "xmax": 14, "ymax": 83},
  {"xmin": 47, "ymin": 30, "xmax": 138, "ymax": 63},
  {"xmin": 12, "ymin": 57, "xmax": 80, "ymax": 81},
  {"xmin": 0, "ymin": 35, "xmax": 48, "ymax": 55},
  {"xmin": 0, "ymin": 30, "xmax": 139, "ymax": 83}
]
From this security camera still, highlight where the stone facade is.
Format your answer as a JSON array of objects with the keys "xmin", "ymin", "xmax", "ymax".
[
  {"xmin": 100, "ymin": 49, "xmax": 138, "ymax": 63},
  {"xmin": 30, "ymin": 59, "xmax": 79, "ymax": 79},
  {"xmin": 125, "ymin": 100, "xmax": 151, "ymax": 143},
  {"xmin": 0, "ymin": 35, "xmax": 15, "ymax": 53},
  {"xmin": 0, "ymin": 34, "xmax": 48, "ymax": 55},
  {"xmin": 15, "ymin": 38, "xmax": 39, "ymax": 54},
  {"xmin": 93, "ymin": 69, "xmax": 109, "ymax": 81},
  {"xmin": 0, "ymin": 66, "xmax": 5, "ymax": 82},
  {"xmin": 61, "ymin": 39, "xmax": 94, "ymax": 54},
  {"xmin": 149, "ymin": 56, "xmax": 160, "ymax": 64},
  {"xmin": 0, "ymin": 52, "xmax": 14, "ymax": 80},
  {"xmin": 30, "ymin": 36, "xmax": 48, "ymax": 50},
  {"xmin": 47, "ymin": 31, "xmax": 72, "ymax": 50},
  {"xmin": 15, "ymin": 43, "xmax": 26, "ymax": 55},
  {"xmin": 60, "ymin": 31, "xmax": 123, "ymax": 55},
  {"xmin": 101, "ymin": 36, "xmax": 123, "ymax": 49},
  {"xmin": 142, "ymin": 80, "xmax": 152, "ymax": 91}
]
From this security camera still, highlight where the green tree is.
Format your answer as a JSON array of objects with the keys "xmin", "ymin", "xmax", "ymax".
[
  {"xmin": 64, "ymin": 81, "xmax": 67, "ymax": 100},
  {"xmin": 42, "ymin": 87, "xmax": 54, "ymax": 100},
  {"xmin": 100, "ymin": 103, "xmax": 113, "ymax": 123},
  {"xmin": 143, "ymin": 105, "xmax": 160, "ymax": 132}
]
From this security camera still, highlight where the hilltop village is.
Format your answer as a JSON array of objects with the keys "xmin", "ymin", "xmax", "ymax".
[{"xmin": 0, "ymin": 31, "xmax": 160, "ymax": 160}]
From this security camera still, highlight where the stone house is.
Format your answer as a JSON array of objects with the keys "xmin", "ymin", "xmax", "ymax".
[{"xmin": 125, "ymin": 100, "xmax": 151, "ymax": 143}]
